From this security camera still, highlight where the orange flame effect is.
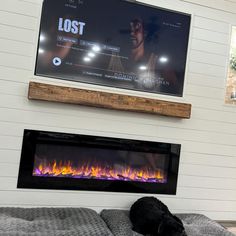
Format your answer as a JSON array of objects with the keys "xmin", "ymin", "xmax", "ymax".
[{"xmin": 33, "ymin": 160, "xmax": 166, "ymax": 183}]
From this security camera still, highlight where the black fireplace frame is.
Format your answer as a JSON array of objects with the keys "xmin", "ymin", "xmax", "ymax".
[{"xmin": 17, "ymin": 129, "xmax": 181, "ymax": 195}]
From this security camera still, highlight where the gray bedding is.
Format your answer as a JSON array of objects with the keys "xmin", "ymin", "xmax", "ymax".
[
  {"xmin": 0, "ymin": 207, "xmax": 113, "ymax": 236},
  {"xmin": 0, "ymin": 207, "xmax": 234, "ymax": 236},
  {"xmin": 177, "ymin": 214, "xmax": 234, "ymax": 236},
  {"xmin": 100, "ymin": 209, "xmax": 235, "ymax": 236}
]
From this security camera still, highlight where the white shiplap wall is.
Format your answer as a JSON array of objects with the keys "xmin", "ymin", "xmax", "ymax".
[{"xmin": 0, "ymin": 0, "xmax": 236, "ymax": 221}]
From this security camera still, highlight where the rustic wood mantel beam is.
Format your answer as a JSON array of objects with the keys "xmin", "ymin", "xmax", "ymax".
[{"xmin": 28, "ymin": 81, "xmax": 191, "ymax": 119}]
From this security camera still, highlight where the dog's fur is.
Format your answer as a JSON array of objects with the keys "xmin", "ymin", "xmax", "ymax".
[{"xmin": 130, "ymin": 197, "xmax": 187, "ymax": 236}]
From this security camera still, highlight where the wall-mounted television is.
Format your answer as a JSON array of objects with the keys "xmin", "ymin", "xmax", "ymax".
[{"xmin": 35, "ymin": 0, "xmax": 191, "ymax": 97}]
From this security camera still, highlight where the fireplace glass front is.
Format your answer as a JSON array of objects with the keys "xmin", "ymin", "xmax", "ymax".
[{"xmin": 17, "ymin": 130, "xmax": 181, "ymax": 194}]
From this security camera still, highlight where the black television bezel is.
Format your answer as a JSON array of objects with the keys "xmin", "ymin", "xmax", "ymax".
[
  {"xmin": 17, "ymin": 129, "xmax": 181, "ymax": 195},
  {"xmin": 34, "ymin": 0, "xmax": 191, "ymax": 97}
]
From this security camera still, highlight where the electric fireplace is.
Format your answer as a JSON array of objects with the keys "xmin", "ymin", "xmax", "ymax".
[{"xmin": 17, "ymin": 130, "xmax": 181, "ymax": 194}]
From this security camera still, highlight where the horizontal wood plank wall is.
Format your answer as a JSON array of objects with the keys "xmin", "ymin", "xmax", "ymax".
[
  {"xmin": 0, "ymin": 0, "xmax": 236, "ymax": 220},
  {"xmin": 181, "ymin": 0, "xmax": 236, "ymax": 14}
]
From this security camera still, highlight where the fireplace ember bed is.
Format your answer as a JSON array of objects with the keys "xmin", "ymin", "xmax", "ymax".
[{"xmin": 17, "ymin": 130, "xmax": 181, "ymax": 194}]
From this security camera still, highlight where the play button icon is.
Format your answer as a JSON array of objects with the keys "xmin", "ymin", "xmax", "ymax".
[{"xmin": 53, "ymin": 57, "xmax": 62, "ymax": 66}]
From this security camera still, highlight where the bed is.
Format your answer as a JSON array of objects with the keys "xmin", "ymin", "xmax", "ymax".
[{"xmin": 0, "ymin": 207, "xmax": 233, "ymax": 236}]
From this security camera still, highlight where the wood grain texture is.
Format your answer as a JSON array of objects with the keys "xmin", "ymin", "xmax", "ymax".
[{"xmin": 28, "ymin": 82, "xmax": 192, "ymax": 119}]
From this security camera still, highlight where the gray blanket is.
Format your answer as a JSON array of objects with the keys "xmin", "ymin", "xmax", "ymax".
[
  {"xmin": 177, "ymin": 214, "xmax": 234, "ymax": 236},
  {"xmin": 0, "ymin": 207, "xmax": 113, "ymax": 236},
  {"xmin": 100, "ymin": 209, "xmax": 235, "ymax": 236},
  {"xmin": 0, "ymin": 207, "xmax": 234, "ymax": 236}
]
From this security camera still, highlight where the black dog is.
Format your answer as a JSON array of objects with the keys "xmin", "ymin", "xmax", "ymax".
[{"xmin": 130, "ymin": 197, "xmax": 186, "ymax": 236}]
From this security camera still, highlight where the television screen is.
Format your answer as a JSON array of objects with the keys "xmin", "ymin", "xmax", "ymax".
[{"xmin": 35, "ymin": 0, "xmax": 191, "ymax": 97}]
